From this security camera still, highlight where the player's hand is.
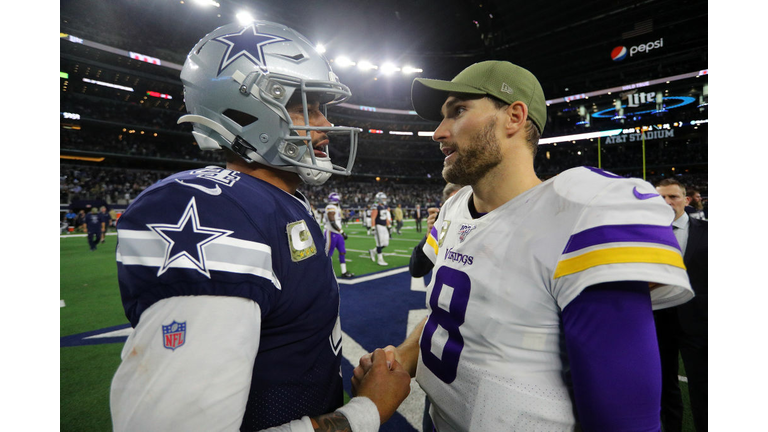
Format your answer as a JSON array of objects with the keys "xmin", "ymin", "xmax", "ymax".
[
  {"xmin": 351, "ymin": 348, "xmax": 411, "ymax": 424},
  {"xmin": 341, "ymin": 231, "xmax": 348, "ymax": 240},
  {"xmin": 426, "ymin": 207, "xmax": 440, "ymax": 233}
]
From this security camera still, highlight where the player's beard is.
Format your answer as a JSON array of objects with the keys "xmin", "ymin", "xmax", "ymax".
[{"xmin": 442, "ymin": 118, "xmax": 502, "ymax": 185}]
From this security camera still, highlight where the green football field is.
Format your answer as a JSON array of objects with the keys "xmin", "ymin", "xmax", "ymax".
[{"xmin": 60, "ymin": 218, "xmax": 695, "ymax": 431}]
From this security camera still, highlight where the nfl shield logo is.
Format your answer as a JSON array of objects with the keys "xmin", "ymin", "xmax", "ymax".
[{"xmin": 162, "ymin": 321, "xmax": 186, "ymax": 351}]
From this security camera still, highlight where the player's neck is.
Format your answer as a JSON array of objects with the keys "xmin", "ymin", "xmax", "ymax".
[
  {"xmin": 471, "ymin": 152, "xmax": 541, "ymax": 214},
  {"xmin": 227, "ymin": 160, "xmax": 302, "ymax": 194}
]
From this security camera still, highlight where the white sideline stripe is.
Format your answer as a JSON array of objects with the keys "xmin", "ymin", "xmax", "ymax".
[
  {"xmin": 348, "ymin": 248, "xmax": 412, "ymax": 258},
  {"xmin": 348, "ymin": 235, "xmax": 420, "ymax": 243},
  {"xmin": 337, "ymin": 267, "xmax": 410, "ymax": 285},
  {"xmin": 86, "ymin": 327, "xmax": 134, "ymax": 339},
  {"xmin": 60, "ymin": 300, "xmax": 66, "ymax": 308},
  {"xmin": 410, "ymin": 276, "xmax": 427, "ymax": 292},
  {"xmin": 60, "ymin": 232, "xmax": 118, "ymax": 238}
]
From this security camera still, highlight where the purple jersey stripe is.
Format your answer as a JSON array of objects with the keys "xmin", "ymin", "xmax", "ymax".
[
  {"xmin": 429, "ymin": 225, "xmax": 438, "ymax": 240},
  {"xmin": 583, "ymin": 166, "xmax": 625, "ymax": 179},
  {"xmin": 563, "ymin": 224, "xmax": 679, "ymax": 253}
]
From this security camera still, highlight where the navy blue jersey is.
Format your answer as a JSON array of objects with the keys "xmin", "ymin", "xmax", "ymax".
[
  {"xmin": 115, "ymin": 166, "xmax": 343, "ymax": 430},
  {"xmin": 374, "ymin": 203, "xmax": 390, "ymax": 226},
  {"xmin": 85, "ymin": 213, "xmax": 102, "ymax": 233},
  {"xmin": 99, "ymin": 211, "xmax": 112, "ymax": 227}
]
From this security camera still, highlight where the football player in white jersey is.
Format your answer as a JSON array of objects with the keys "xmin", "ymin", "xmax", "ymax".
[
  {"xmin": 364, "ymin": 204, "xmax": 373, "ymax": 235},
  {"xmin": 353, "ymin": 61, "xmax": 693, "ymax": 431},
  {"xmin": 324, "ymin": 192, "xmax": 354, "ymax": 278},
  {"xmin": 110, "ymin": 21, "xmax": 410, "ymax": 432},
  {"xmin": 368, "ymin": 191, "xmax": 392, "ymax": 266}
]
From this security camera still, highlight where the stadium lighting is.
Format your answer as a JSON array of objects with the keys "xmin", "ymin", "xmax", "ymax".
[
  {"xmin": 417, "ymin": 131, "xmax": 434, "ymax": 137},
  {"xmin": 334, "ymin": 56, "xmax": 356, "ymax": 68},
  {"xmin": 380, "ymin": 63, "xmax": 400, "ymax": 75},
  {"xmin": 236, "ymin": 11, "xmax": 255, "ymax": 24},
  {"xmin": 402, "ymin": 66, "xmax": 423, "ymax": 74},
  {"xmin": 388, "ymin": 131, "xmax": 413, "ymax": 136},
  {"xmin": 192, "ymin": 0, "xmax": 220, "ymax": 7},
  {"xmin": 357, "ymin": 60, "xmax": 378, "ymax": 71},
  {"xmin": 315, "ymin": 44, "xmax": 326, "ymax": 54},
  {"xmin": 82, "ymin": 78, "xmax": 133, "ymax": 92}
]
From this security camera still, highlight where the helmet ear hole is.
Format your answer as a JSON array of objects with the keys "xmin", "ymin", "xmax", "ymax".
[{"xmin": 222, "ymin": 109, "xmax": 259, "ymax": 127}]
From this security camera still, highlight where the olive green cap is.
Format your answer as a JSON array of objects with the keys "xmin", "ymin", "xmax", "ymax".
[{"xmin": 411, "ymin": 60, "xmax": 547, "ymax": 134}]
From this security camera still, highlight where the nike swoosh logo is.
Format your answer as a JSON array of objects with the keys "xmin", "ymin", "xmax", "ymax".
[
  {"xmin": 633, "ymin": 187, "xmax": 658, "ymax": 200},
  {"xmin": 175, "ymin": 180, "xmax": 222, "ymax": 196}
]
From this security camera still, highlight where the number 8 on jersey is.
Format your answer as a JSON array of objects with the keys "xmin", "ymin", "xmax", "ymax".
[{"xmin": 420, "ymin": 266, "xmax": 472, "ymax": 383}]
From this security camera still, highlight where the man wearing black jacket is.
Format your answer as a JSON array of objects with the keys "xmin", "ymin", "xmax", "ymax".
[
  {"xmin": 409, "ymin": 183, "xmax": 463, "ymax": 278},
  {"xmin": 655, "ymin": 178, "xmax": 708, "ymax": 432}
]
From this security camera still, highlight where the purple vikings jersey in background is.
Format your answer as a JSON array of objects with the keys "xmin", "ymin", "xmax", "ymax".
[{"xmin": 115, "ymin": 166, "xmax": 343, "ymax": 430}]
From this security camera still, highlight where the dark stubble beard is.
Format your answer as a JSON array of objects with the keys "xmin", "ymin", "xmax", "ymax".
[{"xmin": 442, "ymin": 118, "xmax": 502, "ymax": 185}]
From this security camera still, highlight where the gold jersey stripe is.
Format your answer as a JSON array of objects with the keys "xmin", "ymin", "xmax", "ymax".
[
  {"xmin": 554, "ymin": 246, "xmax": 685, "ymax": 279},
  {"xmin": 426, "ymin": 234, "xmax": 439, "ymax": 256}
]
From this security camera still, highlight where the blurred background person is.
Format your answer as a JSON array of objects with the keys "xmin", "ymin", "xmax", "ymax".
[{"xmin": 655, "ymin": 178, "xmax": 708, "ymax": 432}]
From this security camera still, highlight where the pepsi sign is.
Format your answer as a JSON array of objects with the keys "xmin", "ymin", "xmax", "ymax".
[{"xmin": 611, "ymin": 38, "xmax": 664, "ymax": 61}]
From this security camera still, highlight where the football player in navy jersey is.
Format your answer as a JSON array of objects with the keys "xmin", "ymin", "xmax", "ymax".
[
  {"xmin": 84, "ymin": 207, "xmax": 103, "ymax": 251},
  {"xmin": 110, "ymin": 21, "xmax": 410, "ymax": 432}
]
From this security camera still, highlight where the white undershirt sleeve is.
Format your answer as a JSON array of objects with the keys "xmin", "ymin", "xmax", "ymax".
[
  {"xmin": 111, "ymin": 296, "xmax": 379, "ymax": 432},
  {"xmin": 110, "ymin": 295, "xmax": 262, "ymax": 432}
]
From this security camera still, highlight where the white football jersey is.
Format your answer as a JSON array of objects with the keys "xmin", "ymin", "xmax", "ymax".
[
  {"xmin": 324, "ymin": 203, "xmax": 342, "ymax": 233},
  {"xmin": 418, "ymin": 167, "xmax": 692, "ymax": 431}
]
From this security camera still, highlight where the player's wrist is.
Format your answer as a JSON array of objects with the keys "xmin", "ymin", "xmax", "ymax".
[{"xmin": 335, "ymin": 396, "xmax": 379, "ymax": 431}]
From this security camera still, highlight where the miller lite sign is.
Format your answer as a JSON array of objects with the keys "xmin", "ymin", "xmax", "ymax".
[{"xmin": 162, "ymin": 321, "xmax": 186, "ymax": 351}]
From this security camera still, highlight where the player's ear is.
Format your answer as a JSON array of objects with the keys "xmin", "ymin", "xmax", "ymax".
[{"xmin": 503, "ymin": 101, "xmax": 528, "ymax": 137}]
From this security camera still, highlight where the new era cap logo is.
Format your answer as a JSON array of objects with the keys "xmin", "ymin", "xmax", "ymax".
[{"xmin": 500, "ymin": 83, "xmax": 513, "ymax": 94}]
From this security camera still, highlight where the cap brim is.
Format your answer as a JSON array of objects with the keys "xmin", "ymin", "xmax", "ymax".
[{"xmin": 411, "ymin": 78, "xmax": 486, "ymax": 121}]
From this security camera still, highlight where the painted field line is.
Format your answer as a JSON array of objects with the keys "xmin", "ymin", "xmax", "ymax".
[
  {"xmin": 347, "ymin": 248, "xmax": 412, "ymax": 258},
  {"xmin": 337, "ymin": 267, "xmax": 410, "ymax": 285}
]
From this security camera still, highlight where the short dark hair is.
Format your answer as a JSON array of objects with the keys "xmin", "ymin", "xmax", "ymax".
[
  {"xmin": 487, "ymin": 96, "xmax": 540, "ymax": 157},
  {"xmin": 656, "ymin": 178, "xmax": 686, "ymax": 195}
]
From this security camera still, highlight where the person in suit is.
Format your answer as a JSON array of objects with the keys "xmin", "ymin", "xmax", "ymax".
[
  {"xmin": 413, "ymin": 204, "xmax": 424, "ymax": 233},
  {"xmin": 655, "ymin": 178, "xmax": 708, "ymax": 432}
]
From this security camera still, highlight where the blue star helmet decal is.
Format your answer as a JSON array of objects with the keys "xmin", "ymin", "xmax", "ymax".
[
  {"xmin": 148, "ymin": 197, "xmax": 233, "ymax": 278},
  {"xmin": 212, "ymin": 24, "xmax": 289, "ymax": 75}
]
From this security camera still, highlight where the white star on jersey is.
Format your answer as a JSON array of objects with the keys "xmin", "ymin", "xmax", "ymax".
[{"xmin": 147, "ymin": 197, "xmax": 232, "ymax": 278}]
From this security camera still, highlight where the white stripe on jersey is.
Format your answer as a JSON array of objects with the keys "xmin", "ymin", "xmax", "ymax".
[{"xmin": 117, "ymin": 229, "xmax": 281, "ymax": 290}]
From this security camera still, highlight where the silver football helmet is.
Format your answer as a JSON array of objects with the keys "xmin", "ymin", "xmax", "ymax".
[
  {"xmin": 375, "ymin": 192, "xmax": 387, "ymax": 204},
  {"xmin": 178, "ymin": 21, "xmax": 359, "ymax": 185}
]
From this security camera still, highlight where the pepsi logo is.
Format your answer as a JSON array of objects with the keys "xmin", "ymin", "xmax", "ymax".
[{"xmin": 611, "ymin": 46, "xmax": 627, "ymax": 62}]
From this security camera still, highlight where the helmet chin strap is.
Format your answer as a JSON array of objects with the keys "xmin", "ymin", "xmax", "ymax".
[{"xmin": 178, "ymin": 114, "xmax": 332, "ymax": 185}]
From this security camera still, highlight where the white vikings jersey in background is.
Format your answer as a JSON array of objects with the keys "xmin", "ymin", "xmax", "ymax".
[
  {"xmin": 324, "ymin": 203, "xmax": 343, "ymax": 234},
  {"xmin": 418, "ymin": 166, "xmax": 692, "ymax": 431}
]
